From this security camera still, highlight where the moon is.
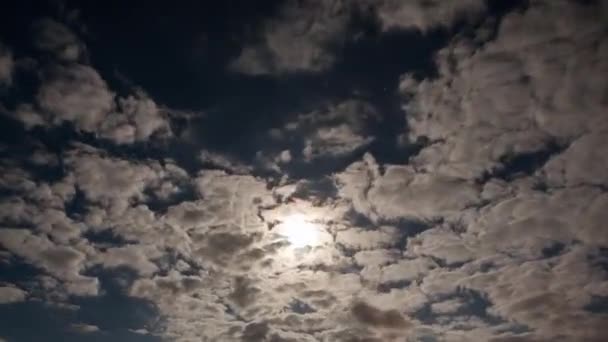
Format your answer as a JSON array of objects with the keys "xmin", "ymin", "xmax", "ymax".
[{"xmin": 277, "ymin": 214, "xmax": 320, "ymax": 248}]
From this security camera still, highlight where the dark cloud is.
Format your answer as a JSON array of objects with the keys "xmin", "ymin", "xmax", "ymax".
[
  {"xmin": 231, "ymin": 0, "xmax": 354, "ymax": 75},
  {"xmin": 351, "ymin": 301, "xmax": 411, "ymax": 328},
  {"xmin": 242, "ymin": 321, "xmax": 270, "ymax": 341},
  {"xmin": 0, "ymin": 43, "xmax": 13, "ymax": 86}
]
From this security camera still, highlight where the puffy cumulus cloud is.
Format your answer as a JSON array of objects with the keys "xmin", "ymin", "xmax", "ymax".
[
  {"xmin": 0, "ymin": 42, "xmax": 13, "ymax": 86},
  {"xmin": 230, "ymin": 0, "xmax": 354, "ymax": 75},
  {"xmin": 469, "ymin": 186, "xmax": 608, "ymax": 250},
  {"xmin": 230, "ymin": 0, "xmax": 490, "ymax": 76},
  {"xmin": 542, "ymin": 132, "xmax": 608, "ymax": 187},
  {"xmin": 64, "ymin": 143, "xmax": 187, "ymax": 215},
  {"xmin": 31, "ymin": 18, "xmax": 84, "ymax": 62},
  {"xmin": 457, "ymin": 245, "xmax": 608, "ymax": 341},
  {"xmin": 130, "ymin": 271, "xmax": 206, "ymax": 300},
  {"xmin": 36, "ymin": 64, "xmax": 114, "ymax": 131},
  {"xmin": 400, "ymin": 0, "xmax": 608, "ymax": 181},
  {"xmin": 0, "ymin": 228, "xmax": 98, "ymax": 296},
  {"xmin": 14, "ymin": 64, "xmax": 171, "ymax": 144},
  {"xmin": 327, "ymin": 1, "xmax": 608, "ymax": 340},
  {"xmin": 335, "ymin": 153, "xmax": 481, "ymax": 221},
  {"xmin": 336, "ymin": 226, "xmax": 399, "ymax": 250},
  {"xmin": 0, "ymin": 285, "xmax": 27, "ymax": 303},
  {"xmin": 92, "ymin": 245, "xmax": 162, "ymax": 276},
  {"xmin": 270, "ymin": 100, "xmax": 379, "ymax": 163},
  {"xmin": 367, "ymin": 166, "xmax": 480, "ymax": 221},
  {"xmin": 3, "ymin": 4, "xmax": 606, "ymax": 338},
  {"xmin": 192, "ymin": 170, "xmax": 275, "ymax": 232},
  {"xmin": 407, "ymin": 228, "xmax": 475, "ymax": 265},
  {"xmin": 374, "ymin": 0, "xmax": 486, "ymax": 32},
  {"xmin": 379, "ymin": 257, "xmax": 437, "ymax": 284}
]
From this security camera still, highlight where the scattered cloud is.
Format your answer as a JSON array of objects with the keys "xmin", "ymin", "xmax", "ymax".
[
  {"xmin": 374, "ymin": 0, "xmax": 486, "ymax": 32},
  {"xmin": 230, "ymin": 0, "xmax": 354, "ymax": 75},
  {"xmin": 269, "ymin": 99, "xmax": 379, "ymax": 164},
  {"xmin": 19, "ymin": 64, "xmax": 171, "ymax": 143},
  {"xmin": 0, "ymin": 0, "xmax": 607, "ymax": 341}
]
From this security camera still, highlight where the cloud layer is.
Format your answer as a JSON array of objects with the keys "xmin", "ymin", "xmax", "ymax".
[{"xmin": 1, "ymin": 0, "xmax": 607, "ymax": 341}]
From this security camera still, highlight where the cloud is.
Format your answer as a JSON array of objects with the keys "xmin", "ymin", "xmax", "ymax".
[
  {"xmin": 22, "ymin": 64, "xmax": 172, "ymax": 143},
  {"xmin": 374, "ymin": 0, "xmax": 486, "ymax": 32},
  {"xmin": 230, "ymin": 0, "xmax": 488, "ymax": 76},
  {"xmin": 241, "ymin": 321, "xmax": 270, "ymax": 341},
  {"xmin": 7, "ymin": 22, "xmax": 172, "ymax": 145},
  {"xmin": 231, "ymin": 0, "xmax": 354, "ymax": 75},
  {"xmin": 69, "ymin": 323, "xmax": 100, "ymax": 334},
  {"xmin": 351, "ymin": 300, "xmax": 411, "ymax": 329},
  {"xmin": 93, "ymin": 245, "xmax": 161, "ymax": 276},
  {"xmin": 328, "ymin": 1, "xmax": 608, "ymax": 340},
  {"xmin": 199, "ymin": 149, "xmax": 253, "ymax": 174},
  {"xmin": 31, "ymin": 18, "xmax": 84, "ymax": 62},
  {"xmin": 36, "ymin": 64, "xmax": 115, "ymax": 131},
  {"xmin": 0, "ymin": 285, "xmax": 27, "ymax": 304},
  {"xmin": 1, "ymin": 0, "xmax": 607, "ymax": 340},
  {"xmin": 0, "ymin": 228, "xmax": 99, "ymax": 296},
  {"xmin": 0, "ymin": 43, "xmax": 13, "ymax": 86},
  {"xmin": 400, "ymin": 0, "xmax": 608, "ymax": 181},
  {"xmin": 269, "ymin": 99, "xmax": 379, "ymax": 164},
  {"xmin": 335, "ymin": 154, "xmax": 481, "ymax": 221}
]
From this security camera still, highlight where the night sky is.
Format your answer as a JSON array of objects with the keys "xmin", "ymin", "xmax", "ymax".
[{"xmin": 1, "ymin": 1, "xmax": 607, "ymax": 341}]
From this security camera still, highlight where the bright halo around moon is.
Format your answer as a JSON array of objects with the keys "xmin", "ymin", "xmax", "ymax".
[{"xmin": 277, "ymin": 214, "xmax": 321, "ymax": 248}]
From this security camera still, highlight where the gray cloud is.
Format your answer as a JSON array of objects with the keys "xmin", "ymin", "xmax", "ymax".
[
  {"xmin": 374, "ymin": 0, "xmax": 486, "ymax": 32},
  {"xmin": 32, "ymin": 18, "xmax": 84, "ymax": 62},
  {"xmin": 400, "ymin": 0, "xmax": 608, "ymax": 181},
  {"xmin": 269, "ymin": 99, "xmax": 379, "ymax": 164},
  {"xmin": 10, "ymin": 41, "xmax": 171, "ymax": 144},
  {"xmin": 37, "ymin": 64, "xmax": 114, "ymax": 131},
  {"xmin": 351, "ymin": 300, "xmax": 411, "ymax": 329},
  {"xmin": 0, "ymin": 285, "xmax": 27, "ymax": 304},
  {"xmin": 231, "ymin": 0, "xmax": 354, "ymax": 75},
  {"xmin": 231, "ymin": 0, "xmax": 488, "ymax": 76},
  {"xmin": 0, "ymin": 228, "xmax": 98, "ymax": 296},
  {"xmin": 329, "ymin": 1, "xmax": 608, "ymax": 340},
  {"xmin": 14, "ymin": 62, "xmax": 171, "ymax": 144},
  {"xmin": 0, "ymin": 43, "xmax": 13, "ymax": 86},
  {"xmin": 69, "ymin": 323, "xmax": 100, "ymax": 334}
]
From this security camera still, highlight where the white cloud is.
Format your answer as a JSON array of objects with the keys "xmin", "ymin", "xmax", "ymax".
[
  {"xmin": 15, "ymin": 64, "xmax": 171, "ymax": 144},
  {"xmin": 37, "ymin": 64, "xmax": 115, "ymax": 131},
  {"xmin": 0, "ymin": 228, "xmax": 98, "ymax": 296},
  {"xmin": 400, "ymin": 0, "xmax": 608, "ymax": 181}
]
